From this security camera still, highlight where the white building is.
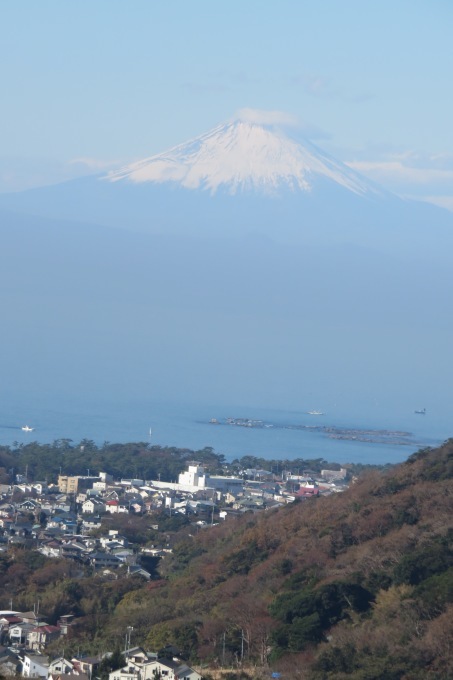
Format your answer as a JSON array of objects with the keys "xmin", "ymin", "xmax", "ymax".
[
  {"xmin": 110, "ymin": 658, "xmax": 201, "ymax": 680},
  {"xmin": 22, "ymin": 653, "xmax": 49, "ymax": 678},
  {"xmin": 82, "ymin": 498, "xmax": 106, "ymax": 514},
  {"xmin": 321, "ymin": 468, "xmax": 348, "ymax": 481},
  {"xmin": 48, "ymin": 658, "xmax": 74, "ymax": 675},
  {"xmin": 178, "ymin": 463, "xmax": 244, "ymax": 493},
  {"xmin": 178, "ymin": 463, "xmax": 208, "ymax": 490}
]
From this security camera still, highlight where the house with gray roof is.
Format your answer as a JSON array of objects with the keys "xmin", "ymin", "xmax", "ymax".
[{"xmin": 22, "ymin": 652, "xmax": 49, "ymax": 678}]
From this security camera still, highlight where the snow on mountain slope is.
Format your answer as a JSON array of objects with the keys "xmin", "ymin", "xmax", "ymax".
[
  {"xmin": 3, "ymin": 114, "xmax": 453, "ymax": 255},
  {"xmin": 106, "ymin": 119, "xmax": 383, "ymax": 198}
]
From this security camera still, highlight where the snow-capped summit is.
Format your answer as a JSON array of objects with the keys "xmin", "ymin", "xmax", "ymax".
[
  {"xmin": 3, "ymin": 110, "xmax": 452, "ymax": 256},
  {"xmin": 106, "ymin": 118, "xmax": 382, "ymax": 198}
]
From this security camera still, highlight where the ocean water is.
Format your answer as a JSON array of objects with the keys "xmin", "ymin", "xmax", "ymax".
[{"xmin": 0, "ymin": 393, "xmax": 449, "ymax": 466}]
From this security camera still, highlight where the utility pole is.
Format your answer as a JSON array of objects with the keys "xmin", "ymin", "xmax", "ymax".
[{"xmin": 124, "ymin": 626, "xmax": 133, "ymax": 653}]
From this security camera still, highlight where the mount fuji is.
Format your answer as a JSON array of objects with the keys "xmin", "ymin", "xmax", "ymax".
[
  {"xmin": 106, "ymin": 118, "xmax": 383, "ymax": 198},
  {"xmin": 2, "ymin": 115, "xmax": 453, "ymax": 416},
  {"xmin": 2, "ymin": 116, "xmax": 452, "ymax": 254}
]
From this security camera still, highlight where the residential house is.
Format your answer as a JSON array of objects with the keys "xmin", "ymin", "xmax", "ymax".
[
  {"xmin": 296, "ymin": 487, "xmax": 320, "ymax": 499},
  {"xmin": 60, "ymin": 543, "xmax": 88, "ymax": 562},
  {"xmin": 88, "ymin": 553, "xmax": 121, "ymax": 570},
  {"xmin": 0, "ymin": 614, "xmax": 22, "ymax": 631},
  {"xmin": 109, "ymin": 657, "xmax": 201, "ymax": 680},
  {"xmin": 233, "ymin": 497, "xmax": 264, "ymax": 511},
  {"xmin": 92, "ymin": 480, "xmax": 108, "ymax": 492},
  {"xmin": 59, "ymin": 520, "xmax": 78, "ymax": 534},
  {"xmin": 39, "ymin": 500, "xmax": 61, "ymax": 515},
  {"xmin": 127, "ymin": 565, "xmax": 151, "ymax": 580},
  {"xmin": 81, "ymin": 499, "xmax": 106, "ymax": 515},
  {"xmin": 105, "ymin": 500, "xmax": 120, "ymax": 514},
  {"xmin": 72, "ymin": 656, "xmax": 101, "ymax": 678},
  {"xmin": 9, "ymin": 622, "xmax": 35, "ymax": 645},
  {"xmin": 56, "ymin": 615, "xmax": 75, "ymax": 636},
  {"xmin": 123, "ymin": 647, "xmax": 151, "ymax": 664},
  {"xmin": 17, "ymin": 499, "xmax": 41, "ymax": 513},
  {"xmin": 110, "ymin": 548, "xmax": 134, "ymax": 564},
  {"xmin": 22, "ymin": 652, "xmax": 49, "ymax": 678},
  {"xmin": 47, "ymin": 658, "xmax": 74, "ymax": 675},
  {"xmin": 47, "ymin": 514, "xmax": 77, "ymax": 530},
  {"xmin": 53, "ymin": 500, "xmax": 72, "ymax": 514},
  {"xmin": 28, "ymin": 624, "xmax": 61, "ymax": 650},
  {"xmin": 80, "ymin": 517, "xmax": 102, "ymax": 532},
  {"xmin": 86, "ymin": 488, "xmax": 102, "ymax": 498},
  {"xmin": 15, "ymin": 482, "xmax": 47, "ymax": 495},
  {"xmin": 108, "ymin": 668, "xmax": 137, "ymax": 680},
  {"xmin": 8, "ymin": 521, "xmax": 34, "ymax": 538},
  {"xmin": 50, "ymin": 674, "xmax": 88, "ymax": 680},
  {"xmin": 19, "ymin": 611, "xmax": 40, "ymax": 625},
  {"xmin": 39, "ymin": 540, "xmax": 62, "ymax": 558},
  {"xmin": 135, "ymin": 658, "xmax": 201, "ymax": 680},
  {"xmin": 103, "ymin": 490, "xmax": 120, "ymax": 502},
  {"xmin": 38, "ymin": 527, "xmax": 65, "ymax": 540},
  {"xmin": 113, "ymin": 659, "xmax": 147, "ymax": 680},
  {"xmin": 100, "ymin": 536, "xmax": 127, "ymax": 549}
]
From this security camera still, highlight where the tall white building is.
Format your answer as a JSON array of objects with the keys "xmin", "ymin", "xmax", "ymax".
[
  {"xmin": 178, "ymin": 463, "xmax": 208, "ymax": 490},
  {"xmin": 178, "ymin": 462, "xmax": 244, "ymax": 493}
]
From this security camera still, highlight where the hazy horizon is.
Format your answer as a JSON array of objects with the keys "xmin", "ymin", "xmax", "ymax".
[{"xmin": 2, "ymin": 2, "xmax": 453, "ymax": 462}]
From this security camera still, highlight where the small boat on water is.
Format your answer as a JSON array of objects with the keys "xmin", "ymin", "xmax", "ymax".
[
  {"xmin": 307, "ymin": 410, "xmax": 324, "ymax": 416},
  {"xmin": 414, "ymin": 408, "xmax": 426, "ymax": 415},
  {"xmin": 21, "ymin": 425, "xmax": 34, "ymax": 432}
]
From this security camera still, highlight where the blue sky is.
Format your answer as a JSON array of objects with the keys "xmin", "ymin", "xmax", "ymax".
[{"xmin": 1, "ymin": 0, "xmax": 452, "ymax": 207}]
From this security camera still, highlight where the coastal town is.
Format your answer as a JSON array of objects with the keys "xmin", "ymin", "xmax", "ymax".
[{"xmin": 0, "ymin": 460, "xmax": 348, "ymax": 677}]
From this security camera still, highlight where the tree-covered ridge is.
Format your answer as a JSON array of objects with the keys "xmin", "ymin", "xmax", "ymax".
[
  {"xmin": 0, "ymin": 440, "xmax": 225, "ymax": 483},
  {"xmin": 116, "ymin": 440, "xmax": 452, "ymax": 678},
  {"xmin": 0, "ymin": 439, "xmax": 365, "ymax": 484}
]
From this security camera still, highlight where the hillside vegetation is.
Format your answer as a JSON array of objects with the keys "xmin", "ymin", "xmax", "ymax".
[
  {"xmin": 1, "ymin": 442, "xmax": 452, "ymax": 679},
  {"xmin": 114, "ymin": 442, "xmax": 453, "ymax": 678}
]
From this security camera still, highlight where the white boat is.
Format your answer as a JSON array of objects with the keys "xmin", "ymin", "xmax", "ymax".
[
  {"xmin": 21, "ymin": 425, "xmax": 34, "ymax": 432},
  {"xmin": 414, "ymin": 408, "xmax": 426, "ymax": 415},
  {"xmin": 307, "ymin": 410, "xmax": 324, "ymax": 416}
]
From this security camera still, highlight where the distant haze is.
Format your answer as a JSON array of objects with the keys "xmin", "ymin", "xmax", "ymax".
[{"xmin": 1, "ymin": 116, "xmax": 453, "ymax": 440}]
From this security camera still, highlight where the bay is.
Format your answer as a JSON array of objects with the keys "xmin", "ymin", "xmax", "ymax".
[{"xmin": 0, "ymin": 392, "xmax": 449, "ymax": 466}]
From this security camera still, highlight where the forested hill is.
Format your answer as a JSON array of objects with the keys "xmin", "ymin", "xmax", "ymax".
[
  {"xmin": 1, "ymin": 441, "xmax": 452, "ymax": 678},
  {"xmin": 128, "ymin": 441, "xmax": 452, "ymax": 679}
]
